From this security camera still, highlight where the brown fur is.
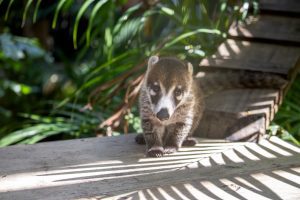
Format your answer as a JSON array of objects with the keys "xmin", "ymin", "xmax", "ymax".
[{"xmin": 138, "ymin": 56, "xmax": 203, "ymax": 157}]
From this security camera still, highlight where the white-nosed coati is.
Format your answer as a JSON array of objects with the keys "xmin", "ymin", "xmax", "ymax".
[
  {"xmin": 136, "ymin": 56, "xmax": 287, "ymax": 157},
  {"xmin": 136, "ymin": 56, "xmax": 204, "ymax": 157}
]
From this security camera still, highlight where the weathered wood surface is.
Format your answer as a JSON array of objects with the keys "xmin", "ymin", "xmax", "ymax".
[
  {"xmin": 0, "ymin": 135, "xmax": 299, "ymax": 200},
  {"xmin": 196, "ymin": 89, "xmax": 281, "ymax": 141},
  {"xmin": 229, "ymin": 15, "xmax": 300, "ymax": 44}
]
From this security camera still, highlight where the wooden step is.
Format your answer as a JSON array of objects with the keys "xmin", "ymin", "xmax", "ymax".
[
  {"xmin": 229, "ymin": 15, "xmax": 300, "ymax": 45},
  {"xmin": 200, "ymin": 39, "xmax": 300, "ymax": 78},
  {"xmin": 260, "ymin": 0, "xmax": 300, "ymax": 14},
  {"xmin": 197, "ymin": 39, "xmax": 299, "ymax": 140},
  {"xmin": 195, "ymin": 88, "xmax": 281, "ymax": 141}
]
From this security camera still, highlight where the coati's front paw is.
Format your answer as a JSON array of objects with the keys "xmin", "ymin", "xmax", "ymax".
[
  {"xmin": 135, "ymin": 133, "xmax": 145, "ymax": 145},
  {"xmin": 164, "ymin": 146, "xmax": 177, "ymax": 154},
  {"xmin": 147, "ymin": 146, "xmax": 164, "ymax": 157},
  {"xmin": 182, "ymin": 137, "xmax": 197, "ymax": 146}
]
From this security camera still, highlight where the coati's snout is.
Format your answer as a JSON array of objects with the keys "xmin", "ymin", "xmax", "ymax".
[
  {"xmin": 156, "ymin": 108, "xmax": 169, "ymax": 121},
  {"xmin": 145, "ymin": 56, "xmax": 194, "ymax": 122}
]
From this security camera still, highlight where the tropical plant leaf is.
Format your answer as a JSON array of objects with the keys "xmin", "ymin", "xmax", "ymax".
[
  {"xmin": 52, "ymin": 0, "xmax": 70, "ymax": 29},
  {"xmin": 0, "ymin": 124, "xmax": 75, "ymax": 147},
  {"xmin": 22, "ymin": 0, "xmax": 34, "ymax": 27},
  {"xmin": 4, "ymin": 0, "xmax": 15, "ymax": 21},
  {"xmin": 33, "ymin": 0, "xmax": 42, "ymax": 23},
  {"xmin": 86, "ymin": 0, "xmax": 109, "ymax": 46},
  {"xmin": 73, "ymin": 0, "xmax": 95, "ymax": 49}
]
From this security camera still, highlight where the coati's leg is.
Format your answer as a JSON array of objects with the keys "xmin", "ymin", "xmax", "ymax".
[
  {"xmin": 135, "ymin": 133, "xmax": 198, "ymax": 148},
  {"xmin": 164, "ymin": 122, "xmax": 191, "ymax": 154},
  {"xmin": 142, "ymin": 119, "xmax": 164, "ymax": 157},
  {"xmin": 182, "ymin": 137, "xmax": 197, "ymax": 146},
  {"xmin": 135, "ymin": 133, "xmax": 197, "ymax": 147},
  {"xmin": 135, "ymin": 133, "xmax": 145, "ymax": 145}
]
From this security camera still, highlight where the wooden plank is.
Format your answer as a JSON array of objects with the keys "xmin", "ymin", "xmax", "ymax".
[
  {"xmin": 260, "ymin": 0, "xmax": 300, "ymax": 14},
  {"xmin": 229, "ymin": 15, "xmax": 300, "ymax": 44},
  {"xmin": 0, "ymin": 135, "xmax": 299, "ymax": 199},
  {"xmin": 199, "ymin": 39, "xmax": 300, "ymax": 76},
  {"xmin": 195, "ymin": 89, "xmax": 281, "ymax": 141}
]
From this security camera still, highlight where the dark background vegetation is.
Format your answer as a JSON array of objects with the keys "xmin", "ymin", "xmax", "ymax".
[{"xmin": 0, "ymin": 0, "xmax": 298, "ymax": 146}]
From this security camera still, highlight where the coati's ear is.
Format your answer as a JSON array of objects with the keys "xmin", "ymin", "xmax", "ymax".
[
  {"xmin": 187, "ymin": 62, "xmax": 193, "ymax": 75},
  {"xmin": 147, "ymin": 56, "xmax": 159, "ymax": 71}
]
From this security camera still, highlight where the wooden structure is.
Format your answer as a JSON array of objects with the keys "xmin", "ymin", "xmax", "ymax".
[
  {"xmin": 0, "ymin": 1, "xmax": 300, "ymax": 199},
  {"xmin": 0, "ymin": 135, "xmax": 299, "ymax": 199},
  {"xmin": 195, "ymin": 0, "xmax": 300, "ymax": 141}
]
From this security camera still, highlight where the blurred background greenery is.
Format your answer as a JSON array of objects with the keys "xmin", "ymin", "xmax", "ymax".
[{"xmin": 0, "ymin": 0, "xmax": 298, "ymax": 147}]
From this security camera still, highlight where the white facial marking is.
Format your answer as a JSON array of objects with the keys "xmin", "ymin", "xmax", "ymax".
[
  {"xmin": 176, "ymin": 94, "xmax": 183, "ymax": 101},
  {"xmin": 154, "ymin": 85, "xmax": 176, "ymax": 119},
  {"xmin": 175, "ymin": 85, "xmax": 183, "ymax": 101},
  {"xmin": 149, "ymin": 81, "xmax": 159, "ymax": 96},
  {"xmin": 150, "ymin": 89, "xmax": 156, "ymax": 96}
]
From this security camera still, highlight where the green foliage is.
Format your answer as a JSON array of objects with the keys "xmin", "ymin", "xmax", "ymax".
[
  {"xmin": 0, "ymin": 33, "xmax": 53, "ymax": 140},
  {"xmin": 270, "ymin": 75, "xmax": 300, "ymax": 145},
  {"xmin": 0, "ymin": 0, "xmax": 260, "ymax": 146},
  {"xmin": 0, "ymin": 103, "xmax": 101, "ymax": 147}
]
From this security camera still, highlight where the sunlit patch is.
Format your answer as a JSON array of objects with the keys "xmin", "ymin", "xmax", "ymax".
[
  {"xmin": 157, "ymin": 187, "xmax": 174, "ymax": 199},
  {"xmin": 220, "ymin": 178, "xmax": 271, "ymax": 199},
  {"xmin": 272, "ymin": 170, "xmax": 300, "ymax": 185},
  {"xmin": 234, "ymin": 146, "xmax": 260, "ymax": 161},
  {"xmin": 223, "ymin": 149, "xmax": 244, "ymax": 163},
  {"xmin": 259, "ymin": 139, "xmax": 292, "ymax": 156},
  {"xmin": 184, "ymin": 183, "xmax": 212, "ymax": 199},
  {"xmin": 171, "ymin": 186, "xmax": 189, "ymax": 199},
  {"xmin": 269, "ymin": 136, "xmax": 300, "ymax": 153},
  {"xmin": 201, "ymin": 181, "xmax": 240, "ymax": 200},
  {"xmin": 234, "ymin": 177, "xmax": 262, "ymax": 191},
  {"xmin": 251, "ymin": 172, "xmax": 300, "ymax": 199},
  {"xmin": 245, "ymin": 143, "xmax": 276, "ymax": 159}
]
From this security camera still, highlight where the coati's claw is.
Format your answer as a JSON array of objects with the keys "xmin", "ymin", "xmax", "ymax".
[
  {"xmin": 182, "ymin": 137, "xmax": 197, "ymax": 146},
  {"xmin": 135, "ymin": 133, "xmax": 145, "ymax": 145},
  {"xmin": 164, "ymin": 146, "xmax": 177, "ymax": 154},
  {"xmin": 147, "ymin": 147, "xmax": 164, "ymax": 157}
]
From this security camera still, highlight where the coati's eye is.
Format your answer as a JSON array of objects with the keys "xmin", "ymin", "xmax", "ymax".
[
  {"xmin": 174, "ymin": 87, "xmax": 183, "ymax": 102},
  {"xmin": 150, "ymin": 84, "xmax": 160, "ymax": 96},
  {"xmin": 152, "ymin": 85, "xmax": 160, "ymax": 93},
  {"xmin": 174, "ymin": 88, "xmax": 182, "ymax": 97}
]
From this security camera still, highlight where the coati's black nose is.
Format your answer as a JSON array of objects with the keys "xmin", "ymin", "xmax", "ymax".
[{"xmin": 156, "ymin": 108, "xmax": 169, "ymax": 121}]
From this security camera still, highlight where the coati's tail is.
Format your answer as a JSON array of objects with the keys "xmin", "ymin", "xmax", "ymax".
[{"xmin": 195, "ymin": 69, "xmax": 288, "ymax": 97}]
